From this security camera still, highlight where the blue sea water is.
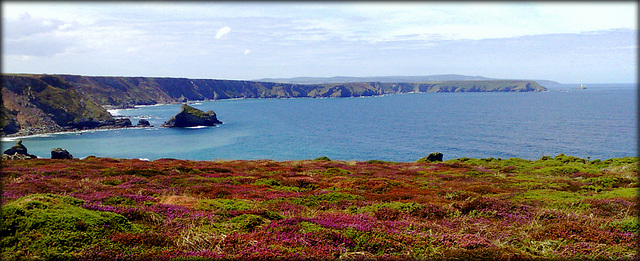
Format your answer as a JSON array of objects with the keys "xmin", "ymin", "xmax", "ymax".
[{"xmin": 2, "ymin": 84, "xmax": 636, "ymax": 162}]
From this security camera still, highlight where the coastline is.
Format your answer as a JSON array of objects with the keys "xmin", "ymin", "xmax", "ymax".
[
  {"xmin": 2, "ymin": 100, "xmax": 213, "ymax": 141},
  {"xmin": 1, "ymin": 125, "xmax": 157, "ymax": 142}
]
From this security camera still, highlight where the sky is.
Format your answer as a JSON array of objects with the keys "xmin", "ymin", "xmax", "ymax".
[{"xmin": 2, "ymin": 2, "xmax": 637, "ymax": 83}]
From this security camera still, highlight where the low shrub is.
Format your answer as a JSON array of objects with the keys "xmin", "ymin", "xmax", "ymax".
[{"xmin": 1, "ymin": 194, "xmax": 137, "ymax": 260}]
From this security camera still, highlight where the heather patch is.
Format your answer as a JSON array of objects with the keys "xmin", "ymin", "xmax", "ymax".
[{"xmin": 1, "ymin": 155, "xmax": 637, "ymax": 260}]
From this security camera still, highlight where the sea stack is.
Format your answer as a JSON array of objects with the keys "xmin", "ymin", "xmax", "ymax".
[{"xmin": 162, "ymin": 104, "xmax": 222, "ymax": 128}]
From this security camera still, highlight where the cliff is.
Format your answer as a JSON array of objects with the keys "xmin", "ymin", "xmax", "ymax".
[
  {"xmin": 51, "ymin": 74, "xmax": 546, "ymax": 106},
  {"xmin": 1, "ymin": 74, "xmax": 546, "ymax": 135},
  {"xmin": 2, "ymin": 75, "xmax": 115, "ymax": 135}
]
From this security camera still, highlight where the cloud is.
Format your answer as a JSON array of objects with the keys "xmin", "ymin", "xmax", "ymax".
[
  {"xmin": 4, "ymin": 13, "xmax": 68, "ymax": 39},
  {"xmin": 244, "ymin": 49, "xmax": 251, "ymax": 55},
  {"xmin": 215, "ymin": 26, "xmax": 231, "ymax": 39}
]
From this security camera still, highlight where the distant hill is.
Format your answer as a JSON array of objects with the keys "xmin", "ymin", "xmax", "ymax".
[
  {"xmin": 256, "ymin": 74, "xmax": 560, "ymax": 86},
  {"xmin": 1, "ymin": 74, "xmax": 547, "ymax": 136}
]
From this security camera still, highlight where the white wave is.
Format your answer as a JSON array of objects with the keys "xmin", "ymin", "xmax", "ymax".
[
  {"xmin": 134, "ymin": 104, "xmax": 164, "ymax": 108},
  {"xmin": 186, "ymin": 126, "xmax": 208, "ymax": 129},
  {"xmin": 2, "ymin": 133, "xmax": 52, "ymax": 142},
  {"xmin": 138, "ymin": 158, "xmax": 150, "ymax": 161},
  {"xmin": 107, "ymin": 109, "xmax": 123, "ymax": 116}
]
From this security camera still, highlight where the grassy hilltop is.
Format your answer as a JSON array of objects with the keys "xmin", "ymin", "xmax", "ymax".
[{"xmin": 1, "ymin": 154, "xmax": 636, "ymax": 260}]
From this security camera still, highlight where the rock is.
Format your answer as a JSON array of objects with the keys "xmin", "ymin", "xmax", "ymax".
[
  {"xmin": 3, "ymin": 140, "xmax": 28, "ymax": 155},
  {"xmin": 136, "ymin": 119, "xmax": 152, "ymax": 127},
  {"xmin": 51, "ymin": 148, "xmax": 73, "ymax": 159},
  {"xmin": 114, "ymin": 118, "xmax": 132, "ymax": 127},
  {"xmin": 162, "ymin": 104, "xmax": 222, "ymax": 128},
  {"xmin": 2, "ymin": 153, "xmax": 37, "ymax": 160},
  {"xmin": 417, "ymin": 152, "xmax": 444, "ymax": 163},
  {"xmin": 426, "ymin": 152, "xmax": 444, "ymax": 162},
  {"xmin": 3, "ymin": 140, "xmax": 37, "ymax": 159},
  {"xmin": 2, "ymin": 118, "xmax": 20, "ymax": 135}
]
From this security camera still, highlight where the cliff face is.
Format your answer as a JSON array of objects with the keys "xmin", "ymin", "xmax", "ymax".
[
  {"xmin": 53, "ymin": 75, "xmax": 546, "ymax": 107},
  {"xmin": 2, "ymin": 75, "xmax": 115, "ymax": 135},
  {"xmin": 1, "ymin": 74, "xmax": 546, "ymax": 135}
]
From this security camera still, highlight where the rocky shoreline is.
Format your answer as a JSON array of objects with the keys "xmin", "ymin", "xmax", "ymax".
[
  {"xmin": 2, "ymin": 104, "xmax": 217, "ymax": 139},
  {"xmin": 1, "ymin": 124, "xmax": 153, "ymax": 140}
]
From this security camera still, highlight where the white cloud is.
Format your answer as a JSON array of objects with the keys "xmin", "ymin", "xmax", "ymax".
[
  {"xmin": 2, "ymin": 2, "xmax": 636, "ymax": 82},
  {"xmin": 215, "ymin": 26, "xmax": 231, "ymax": 39}
]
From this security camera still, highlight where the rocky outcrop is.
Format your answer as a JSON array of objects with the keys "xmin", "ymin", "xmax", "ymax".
[
  {"xmin": 2, "ymin": 140, "xmax": 37, "ymax": 160},
  {"xmin": 51, "ymin": 148, "xmax": 73, "ymax": 159},
  {"xmin": 136, "ymin": 119, "xmax": 152, "ymax": 127},
  {"xmin": 114, "ymin": 118, "xmax": 133, "ymax": 128},
  {"xmin": 1, "ymin": 75, "xmax": 116, "ymax": 136},
  {"xmin": 426, "ymin": 152, "xmax": 444, "ymax": 162},
  {"xmin": 162, "ymin": 104, "xmax": 222, "ymax": 128},
  {"xmin": 417, "ymin": 152, "xmax": 444, "ymax": 162}
]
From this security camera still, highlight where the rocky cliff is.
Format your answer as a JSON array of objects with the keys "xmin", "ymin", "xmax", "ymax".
[
  {"xmin": 2, "ymin": 74, "xmax": 546, "ymax": 135},
  {"xmin": 2, "ymin": 75, "xmax": 115, "ymax": 135}
]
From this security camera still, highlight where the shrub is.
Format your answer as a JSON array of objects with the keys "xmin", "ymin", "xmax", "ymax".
[
  {"xmin": 580, "ymin": 198, "xmax": 636, "ymax": 218},
  {"xmin": 230, "ymin": 214, "xmax": 265, "ymax": 231},
  {"xmin": 196, "ymin": 198, "xmax": 253, "ymax": 212},
  {"xmin": 554, "ymin": 154, "xmax": 587, "ymax": 164},
  {"xmin": 1, "ymin": 194, "xmax": 137, "ymax": 260},
  {"xmin": 455, "ymin": 196, "xmax": 530, "ymax": 219},
  {"xmin": 374, "ymin": 207, "xmax": 402, "ymax": 221}
]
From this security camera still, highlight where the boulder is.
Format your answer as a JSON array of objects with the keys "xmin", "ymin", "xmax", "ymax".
[
  {"xmin": 3, "ymin": 140, "xmax": 28, "ymax": 155},
  {"xmin": 3, "ymin": 140, "xmax": 37, "ymax": 159},
  {"xmin": 426, "ymin": 152, "xmax": 444, "ymax": 162},
  {"xmin": 162, "ymin": 104, "xmax": 222, "ymax": 128},
  {"xmin": 136, "ymin": 119, "xmax": 152, "ymax": 127},
  {"xmin": 51, "ymin": 148, "xmax": 73, "ymax": 159},
  {"xmin": 114, "ymin": 118, "xmax": 132, "ymax": 127},
  {"xmin": 2, "ymin": 153, "xmax": 37, "ymax": 160},
  {"xmin": 417, "ymin": 152, "xmax": 444, "ymax": 163}
]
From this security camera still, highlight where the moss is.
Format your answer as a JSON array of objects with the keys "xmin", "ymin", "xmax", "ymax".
[
  {"xmin": 230, "ymin": 214, "xmax": 265, "ymax": 231},
  {"xmin": 196, "ymin": 198, "xmax": 254, "ymax": 212},
  {"xmin": 1, "ymin": 194, "xmax": 137, "ymax": 260},
  {"xmin": 253, "ymin": 178, "xmax": 281, "ymax": 187}
]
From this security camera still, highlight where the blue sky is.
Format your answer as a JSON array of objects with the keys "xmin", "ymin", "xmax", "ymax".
[{"xmin": 2, "ymin": 2, "xmax": 637, "ymax": 83}]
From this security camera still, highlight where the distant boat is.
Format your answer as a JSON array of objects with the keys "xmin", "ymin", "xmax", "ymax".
[{"xmin": 575, "ymin": 84, "xmax": 587, "ymax": 89}]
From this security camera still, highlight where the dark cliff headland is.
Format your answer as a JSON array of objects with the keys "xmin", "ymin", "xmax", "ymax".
[{"xmin": 1, "ymin": 73, "xmax": 547, "ymax": 136}]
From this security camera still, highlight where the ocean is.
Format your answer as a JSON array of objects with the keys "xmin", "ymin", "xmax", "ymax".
[{"xmin": 2, "ymin": 83, "xmax": 636, "ymax": 162}]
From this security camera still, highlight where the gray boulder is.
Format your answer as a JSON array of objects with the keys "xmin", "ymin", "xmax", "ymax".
[
  {"xmin": 3, "ymin": 140, "xmax": 37, "ymax": 159},
  {"xmin": 426, "ymin": 152, "xmax": 444, "ymax": 162},
  {"xmin": 114, "ymin": 118, "xmax": 133, "ymax": 127},
  {"xmin": 51, "ymin": 148, "xmax": 73, "ymax": 159},
  {"xmin": 136, "ymin": 119, "xmax": 152, "ymax": 127},
  {"xmin": 417, "ymin": 152, "xmax": 444, "ymax": 163},
  {"xmin": 3, "ymin": 140, "xmax": 28, "ymax": 155}
]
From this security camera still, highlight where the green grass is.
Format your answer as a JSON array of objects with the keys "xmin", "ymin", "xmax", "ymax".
[{"xmin": 1, "ymin": 194, "xmax": 138, "ymax": 260}]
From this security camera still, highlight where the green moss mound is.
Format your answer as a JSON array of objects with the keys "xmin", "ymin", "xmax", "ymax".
[{"xmin": 1, "ymin": 193, "xmax": 137, "ymax": 260}]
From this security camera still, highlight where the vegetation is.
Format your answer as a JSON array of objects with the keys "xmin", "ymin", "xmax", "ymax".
[
  {"xmin": 1, "ymin": 155, "xmax": 636, "ymax": 260},
  {"xmin": 2, "ymin": 75, "xmax": 114, "ymax": 135}
]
